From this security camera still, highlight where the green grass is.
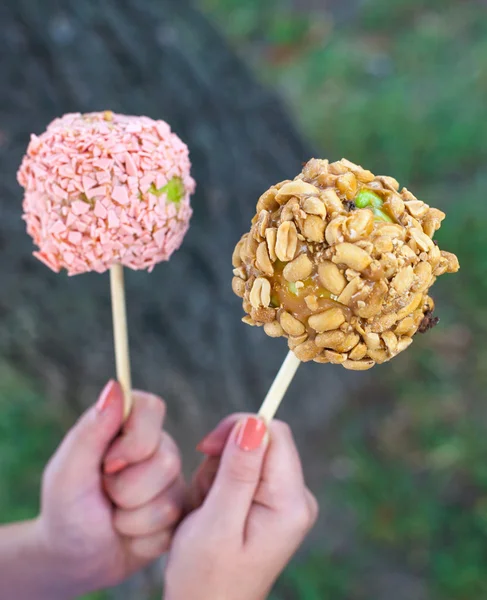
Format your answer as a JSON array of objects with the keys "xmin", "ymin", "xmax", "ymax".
[
  {"xmin": 276, "ymin": 555, "xmax": 355, "ymax": 600},
  {"xmin": 0, "ymin": 365, "xmax": 62, "ymax": 522},
  {"xmin": 201, "ymin": 0, "xmax": 487, "ymax": 598},
  {"xmin": 337, "ymin": 383, "xmax": 487, "ymax": 599}
]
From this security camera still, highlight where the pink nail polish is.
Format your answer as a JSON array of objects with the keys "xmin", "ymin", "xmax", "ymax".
[
  {"xmin": 96, "ymin": 380, "xmax": 122, "ymax": 413},
  {"xmin": 235, "ymin": 417, "xmax": 267, "ymax": 451},
  {"xmin": 104, "ymin": 458, "xmax": 128, "ymax": 475}
]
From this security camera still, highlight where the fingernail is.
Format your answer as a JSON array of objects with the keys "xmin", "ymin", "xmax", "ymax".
[
  {"xmin": 195, "ymin": 436, "xmax": 209, "ymax": 453},
  {"xmin": 104, "ymin": 458, "xmax": 128, "ymax": 475},
  {"xmin": 96, "ymin": 380, "xmax": 122, "ymax": 413},
  {"xmin": 235, "ymin": 417, "xmax": 267, "ymax": 451}
]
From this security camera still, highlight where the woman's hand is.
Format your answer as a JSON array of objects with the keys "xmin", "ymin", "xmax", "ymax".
[
  {"xmin": 35, "ymin": 381, "xmax": 184, "ymax": 598},
  {"xmin": 164, "ymin": 414, "xmax": 318, "ymax": 600}
]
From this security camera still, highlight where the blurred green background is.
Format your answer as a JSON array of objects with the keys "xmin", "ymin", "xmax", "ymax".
[{"xmin": 1, "ymin": 0, "xmax": 486, "ymax": 598}]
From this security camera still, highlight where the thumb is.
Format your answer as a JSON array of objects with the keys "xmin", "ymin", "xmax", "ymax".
[
  {"xmin": 204, "ymin": 416, "xmax": 268, "ymax": 526},
  {"xmin": 53, "ymin": 380, "xmax": 125, "ymax": 481}
]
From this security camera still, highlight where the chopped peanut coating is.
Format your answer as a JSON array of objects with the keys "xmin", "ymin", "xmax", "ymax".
[{"xmin": 232, "ymin": 158, "xmax": 459, "ymax": 369}]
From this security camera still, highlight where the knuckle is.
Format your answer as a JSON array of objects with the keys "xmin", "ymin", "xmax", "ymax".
[
  {"xmin": 292, "ymin": 503, "xmax": 313, "ymax": 532},
  {"xmin": 283, "ymin": 496, "xmax": 315, "ymax": 532},
  {"xmin": 105, "ymin": 477, "xmax": 137, "ymax": 510},
  {"xmin": 134, "ymin": 391, "xmax": 166, "ymax": 418},
  {"xmin": 160, "ymin": 500, "xmax": 183, "ymax": 526},
  {"xmin": 272, "ymin": 420, "xmax": 293, "ymax": 440},
  {"xmin": 307, "ymin": 492, "xmax": 320, "ymax": 525},
  {"xmin": 160, "ymin": 447, "xmax": 182, "ymax": 480},
  {"xmin": 113, "ymin": 499, "xmax": 182, "ymax": 538},
  {"xmin": 130, "ymin": 436, "xmax": 157, "ymax": 462},
  {"xmin": 147, "ymin": 393, "xmax": 166, "ymax": 415},
  {"xmin": 163, "ymin": 432, "xmax": 180, "ymax": 457}
]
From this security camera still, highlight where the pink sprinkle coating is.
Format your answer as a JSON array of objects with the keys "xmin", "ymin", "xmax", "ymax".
[{"xmin": 17, "ymin": 111, "xmax": 195, "ymax": 275}]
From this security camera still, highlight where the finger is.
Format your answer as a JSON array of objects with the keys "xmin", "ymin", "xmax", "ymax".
[
  {"xmin": 47, "ymin": 381, "xmax": 124, "ymax": 488},
  {"xmin": 114, "ymin": 477, "xmax": 185, "ymax": 537},
  {"xmin": 126, "ymin": 529, "xmax": 173, "ymax": 568},
  {"xmin": 204, "ymin": 416, "xmax": 268, "ymax": 528},
  {"xmin": 195, "ymin": 456, "xmax": 220, "ymax": 497},
  {"xmin": 104, "ymin": 433, "xmax": 181, "ymax": 509},
  {"xmin": 254, "ymin": 420, "xmax": 306, "ymax": 511},
  {"xmin": 190, "ymin": 456, "xmax": 220, "ymax": 509},
  {"xmin": 196, "ymin": 413, "xmax": 249, "ymax": 456},
  {"xmin": 103, "ymin": 391, "xmax": 166, "ymax": 474}
]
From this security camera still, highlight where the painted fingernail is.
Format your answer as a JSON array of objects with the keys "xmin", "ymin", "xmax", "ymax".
[
  {"xmin": 235, "ymin": 417, "xmax": 267, "ymax": 451},
  {"xmin": 104, "ymin": 458, "xmax": 128, "ymax": 475},
  {"xmin": 96, "ymin": 380, "xmax": 122, "ymax": 413}
]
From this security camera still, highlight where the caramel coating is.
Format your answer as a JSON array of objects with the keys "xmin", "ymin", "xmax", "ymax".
[{"xmin": 232, "ymin": 158, "xmax": 460, "ymax": 370}]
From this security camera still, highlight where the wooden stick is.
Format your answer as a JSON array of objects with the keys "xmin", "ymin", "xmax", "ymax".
[
  {"xmin": 110, "ymin": 264, "xmax": 132, "ymax": 419},
  {"xmin": 258, "ymin": 351, "xmax": 301, "ymax": 423}
]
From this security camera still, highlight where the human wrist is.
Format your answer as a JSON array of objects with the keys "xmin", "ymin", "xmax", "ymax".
[
  {"xmin": 164, "ymin": 579, "xmax": 270, "ymax": 600},
  {"xmin": 0, "ymin": 517, "xmax": 89, "ymax": 600},
  {"xmin": 165, "ymin": 592, "xmax": 269, "ymax": 600},
  {"xmin": 31, "ymin": 516, "xmax": 99, "ymax": 599}
]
